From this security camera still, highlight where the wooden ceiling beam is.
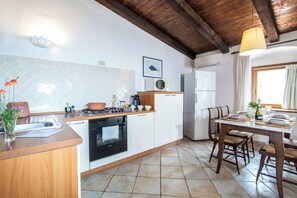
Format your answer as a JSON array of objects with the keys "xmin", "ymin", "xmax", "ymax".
[
  {"xmin": 95, "ymin": 0, "xmax": 196, "ymax": 59},
  {"xmin": 251, "ymin": 0, "xmax": 279, "ymax": 42},
  {"xmin": 165, "ymin": 0, "xmax": 229, "ymax": 53}
]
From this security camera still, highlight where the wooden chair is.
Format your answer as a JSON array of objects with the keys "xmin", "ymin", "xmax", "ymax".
[
  {"xmin": 219, "ymin": 105, "xmax": 255, "ymax": 162},
  {"xmin": 208, "ymin": 107, "xmax": 247, "ymax": 174},
  {"xmin": 266, "ymin": 132, "xmax": 297, "ymax": 164},
  {"xmin": 256, "ymin": 144, "xmax": 297, "ymax": 185}
]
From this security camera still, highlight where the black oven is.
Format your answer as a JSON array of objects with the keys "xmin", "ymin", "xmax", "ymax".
[{"xmin": 89, "ymin": 116, "xmax": 127, "ymax": 161}]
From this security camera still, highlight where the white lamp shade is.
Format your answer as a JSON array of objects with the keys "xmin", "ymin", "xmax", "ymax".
[{"xmin": 239, "ymin": 27, "xmax": 266, "ymax": 56}]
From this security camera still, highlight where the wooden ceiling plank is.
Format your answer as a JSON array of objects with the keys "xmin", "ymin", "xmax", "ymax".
[
  {"xmin": 95, "ymin": 0, "xmax": 196, "ymax": 59},
  {"xmin": 251, "ymin": 0, "xmax": 279, "ymax": 42},
  {"xmin": 165, "ymin": 0, "xmax": 229, "ymax": 53}
]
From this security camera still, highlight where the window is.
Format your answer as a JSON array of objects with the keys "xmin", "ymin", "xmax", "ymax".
[{"xmin": 252, "ymin": 63, "xmax": 291, "ymax": 109}]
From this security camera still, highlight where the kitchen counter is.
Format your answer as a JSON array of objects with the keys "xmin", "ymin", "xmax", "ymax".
[
  {"xmin": 0, "ymin": 115, "xmax": 82, "ymax": 160},
  {"xmin": 0, "ymin": 110, "xmax": 155, "ymax": 160},
  {"xmin": 64, "ymin": 110, "xmax": 155, "ymax": 122}
]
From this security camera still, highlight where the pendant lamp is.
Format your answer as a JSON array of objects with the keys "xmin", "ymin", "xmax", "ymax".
[
  {"xmin": 239, "ymin": 27, "xmax": 266, "ymax": 56},
  {"xmin": 239, "ymin": 3, "xmax": 267, "ymax": 56}
]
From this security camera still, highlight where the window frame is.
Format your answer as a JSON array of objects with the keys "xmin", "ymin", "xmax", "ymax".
[{"xmin": 251, "ymin": 62, "xmax": 297, "ymax": 109}]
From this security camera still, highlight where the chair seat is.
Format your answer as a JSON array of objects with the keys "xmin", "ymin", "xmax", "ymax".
[
  {"xmin": 214, "ymin": 134, "xmax": 245, "ymax": 144},
  {"xmin": 260, "ymin": 144, "xmax": 297, "ymax": 159},
  {"xmin": 284, "ymin": 138, "xmax": 297, "ymax": 148},
  {"xmin": 228, "ymin": 130, "xmax": 254, "ymax": 138}
]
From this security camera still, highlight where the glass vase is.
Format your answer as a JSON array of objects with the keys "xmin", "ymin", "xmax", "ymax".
[{"xmin": 3, "ymin": 117, "xmax": 17, "ymax": 142}]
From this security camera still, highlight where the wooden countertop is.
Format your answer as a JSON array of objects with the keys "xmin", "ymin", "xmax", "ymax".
[
  {"xmin": 0, "ymin": 110, "xmax": 155, "ymax": 160},
  {"xmin": 64, "ymin": 110, "xmax": 155, "ymax": 122},
  {"xmin": 137, "ymin": 91, "xmax": 183, "ymax": 94}
]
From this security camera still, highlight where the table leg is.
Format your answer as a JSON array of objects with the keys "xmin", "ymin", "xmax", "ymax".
[
  {"xmin": 269, "ymin": 132, "xmax": 285, "ymax": 198},
  {"xmin": 216, "ymin": 124, "xmax": 226, "ymax": 173}
]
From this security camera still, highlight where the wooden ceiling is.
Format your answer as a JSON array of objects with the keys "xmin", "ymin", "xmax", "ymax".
[{"xmin": 96, "ymin": 0, "xmax": 297, "ymax": 59}]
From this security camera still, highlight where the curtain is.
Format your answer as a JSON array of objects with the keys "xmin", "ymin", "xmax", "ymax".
[
  {"xmin": 233, "ymin": 54, "xmax": 251, "ymax": 112},
  {"xmin": 283, "ymin": 64, "xmax": 297, "ymax": 109}
]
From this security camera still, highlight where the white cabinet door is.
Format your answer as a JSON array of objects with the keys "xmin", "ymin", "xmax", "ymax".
[
  {"xmin": 127, "ymin": 113, "xmax": 155, "ymax": 156},
  {"xmin": 154, "ymin": 94, "xmax": 171, "ymax": 147},
  {"xmin": 67, "ymin": 120, "xmax": 89, "ymax": 172},
  {"xmin": 170, "ymin": 94, "xmax": 183, "ymax": 141}
]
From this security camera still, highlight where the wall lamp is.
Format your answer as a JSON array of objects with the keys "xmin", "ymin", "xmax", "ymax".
[{"xmin": 29, "ymin": 35, "xmax": 53, "ymax": 48}]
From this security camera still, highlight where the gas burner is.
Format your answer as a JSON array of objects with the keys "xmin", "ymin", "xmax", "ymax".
[
  {"xmin": 106, "ymin": 107, "xmax": 124, "ymax": 113},
  {"xmin": 81, "ymin": 108, "xmax": 108, "ymax": 115},
  {"xmin": 81, "ymin": 107, "xmax": 124, "ymax": 115}
]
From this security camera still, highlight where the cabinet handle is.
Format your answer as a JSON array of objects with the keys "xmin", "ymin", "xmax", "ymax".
[
  {"xmin": 68, "ymin": 121, "xmax": 85, "ymax": 125},
  {"xmin": 195, "ymin": 94, "xmax": 197, "ymax": 103},
  {"xmin": 165, "ymin": 94, "xmax": 170, "ymax": 96},
  {"xmin": 171, "ymin": 94, "xmax": 176, "ymax": 96},
  {"xmin": 137, "ymin": 114, "xmax": 146, "ymax": 117}
]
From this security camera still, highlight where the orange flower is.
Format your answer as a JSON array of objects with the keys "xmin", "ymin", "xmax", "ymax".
[
  {"xmin": 0, "ymin": 89, "xmax": 5, "ymax": 94},
  {"xmin": 4, "ymin": 81, "xmax": 12, "ymax": 86},
  {"xmin": 9, "ymin": 79, "xmax": 18, "ymax": 85}
]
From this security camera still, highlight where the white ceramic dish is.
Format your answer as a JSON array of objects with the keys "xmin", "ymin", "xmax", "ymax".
[
  {"xmin": 137, "ymin": 105, "xmax": 143, "ymax": 111},
  {"xmin": 145, "ymin": 105, "xmax": 151, "ymax": 111}
]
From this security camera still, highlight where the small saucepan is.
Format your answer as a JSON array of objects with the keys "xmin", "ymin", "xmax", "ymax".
[{"xmin": 87, "ymin": 102, "xmax": 106, "ymax": 110}]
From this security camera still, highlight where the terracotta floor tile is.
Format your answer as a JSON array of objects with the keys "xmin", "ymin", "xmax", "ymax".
[
  {"xmin": 212, "ymin": 180, "xmax": 250, "ymax": 198},
  {"xmin": 179, "ymin": 157, "xmax": 202, "ymax": 167},
  {"xmin": 81, "ymin": 175, "xmax": 89, "ymax": 185},
  {"xmin": 161, "ymin": 178, "xmax": 189, "ymax": 197},
  {"xmin": 129, "ymin": 158, "xmax": 143, "ymax": 164},
  {"xmin": 141, "ymin": 156, "xmax": 160, "ymax": 166},
  {"xmin": 264, "ymin": 182, "xmax": 297, "ymax": 197},
  {"xmin": 105, "ymin": 176, "xmax": 136, "ymax": 193},
  {"xmin": 190, "ymin": 143, "xmax": 209, "ymax": 152},
  {"xmin": 204, "ymin": 167, "xmax": 234, "ymax": 180},
  {"xmin": 101, "ymin": 192, "xmax": 132, "ymax": 198},
  {"xmin": 182, "ymin": 166, "xmax": 209, "ymax": 180},
  {"xmin": 186, "ymin": 179, "xmax": 220, "ymax": 198},
  {"xmin": 161, "ymin": 166, "xmax": 184, "ymax": 179},
  {"xmin": 161, "ymin": 156, "xmax": 181, "ymax": 166},
  {"xmin": 238, "ymin": 181, "xmax": 277, "ymax": 198},
  {"xmin": 81, "ymin": 174, "xmax": 113, "ymax": 191},
  {"xmin": 97, "ymin": 167, "xmax": 118, "ymax": 175},
  {"xmin": 80, "ymin": 140, "xmax": 283, "ymax": 198},
  {"xmin": 133, "ymin": 177, "xmax": 161, "ymax": 195},
  {"xmin": 138, "ymin": 165, "xmax": 160, "ymax": 178},
  {"xmin": 161, "ymin": 149, "xmax": 178, "ymax": 157},
  {"xmin": 81, "ymin": 190, "xmax": 103, "ymax": 198},
  {"xmin": 132, "ymin": 194, "xmax": 160, "ymax": 198},
  {"xmin": 115, "ymin": 163, "xmax": 140, "ymax": 176},
  {"xmin": 177, "ymin": 149, "xmax": 196, "ymax": 158}
]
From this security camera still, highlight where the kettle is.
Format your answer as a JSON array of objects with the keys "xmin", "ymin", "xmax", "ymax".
[{"xmin": 131, "ymin": 95, "xmax": 140, "ymax": 107}]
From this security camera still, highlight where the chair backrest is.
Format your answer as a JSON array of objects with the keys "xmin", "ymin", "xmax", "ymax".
[
  {"xmin": 219, "ymin": 105, "xmax": 230, "ymax": 117},
  {"xmin": 207, "ymin": 107, "xmax": 220, "ymax": 141}
]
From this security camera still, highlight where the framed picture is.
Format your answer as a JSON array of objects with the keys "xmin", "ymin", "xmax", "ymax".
[{"xmin": 143, "ymin": 56, "xmax": 163, "ymax": 78}]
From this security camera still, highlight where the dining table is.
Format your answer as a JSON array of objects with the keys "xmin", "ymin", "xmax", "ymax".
[{"xmin": 215, "ymin": 117, "xmax": 296, "ymax": 198}]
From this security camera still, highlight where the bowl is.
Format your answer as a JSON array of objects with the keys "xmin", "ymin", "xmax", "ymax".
[
  {"xmin": 137, "ymin": 105, "xmax": 143, "ymax": 111},
  {"xmin": 145, "ymin": 105, "xmax": 151, "ymax": 111}
]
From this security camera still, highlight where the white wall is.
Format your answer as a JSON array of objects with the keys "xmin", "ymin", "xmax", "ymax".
[{"xmin": 0, "ymin": 0, "xmax": 193, "ymax": 91}]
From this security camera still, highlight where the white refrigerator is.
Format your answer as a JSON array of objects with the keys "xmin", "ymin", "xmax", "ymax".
[{"xmin": 183, "ymin": 71, "xmax": 216, "ymax": 140}]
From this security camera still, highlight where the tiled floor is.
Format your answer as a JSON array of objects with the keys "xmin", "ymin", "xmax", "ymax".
[{"xmin": 81, "ymin": 138, "xmax": 297, "ymax": 198}]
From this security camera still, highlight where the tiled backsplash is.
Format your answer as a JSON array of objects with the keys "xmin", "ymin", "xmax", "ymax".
[{"xmin": 0, "ymin": 54, "xmax": 135, "ymax": 112}]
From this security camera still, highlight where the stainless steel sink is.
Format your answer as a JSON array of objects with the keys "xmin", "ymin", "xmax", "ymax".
[{"xmin": 1, "ymin": 115, "xmax": 62, "ymax": 133}]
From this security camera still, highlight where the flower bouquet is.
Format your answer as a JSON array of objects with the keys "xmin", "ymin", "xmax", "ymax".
[{"xmin": 0, "ymin": 77, "xmax": 21, "ymax": 142}]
